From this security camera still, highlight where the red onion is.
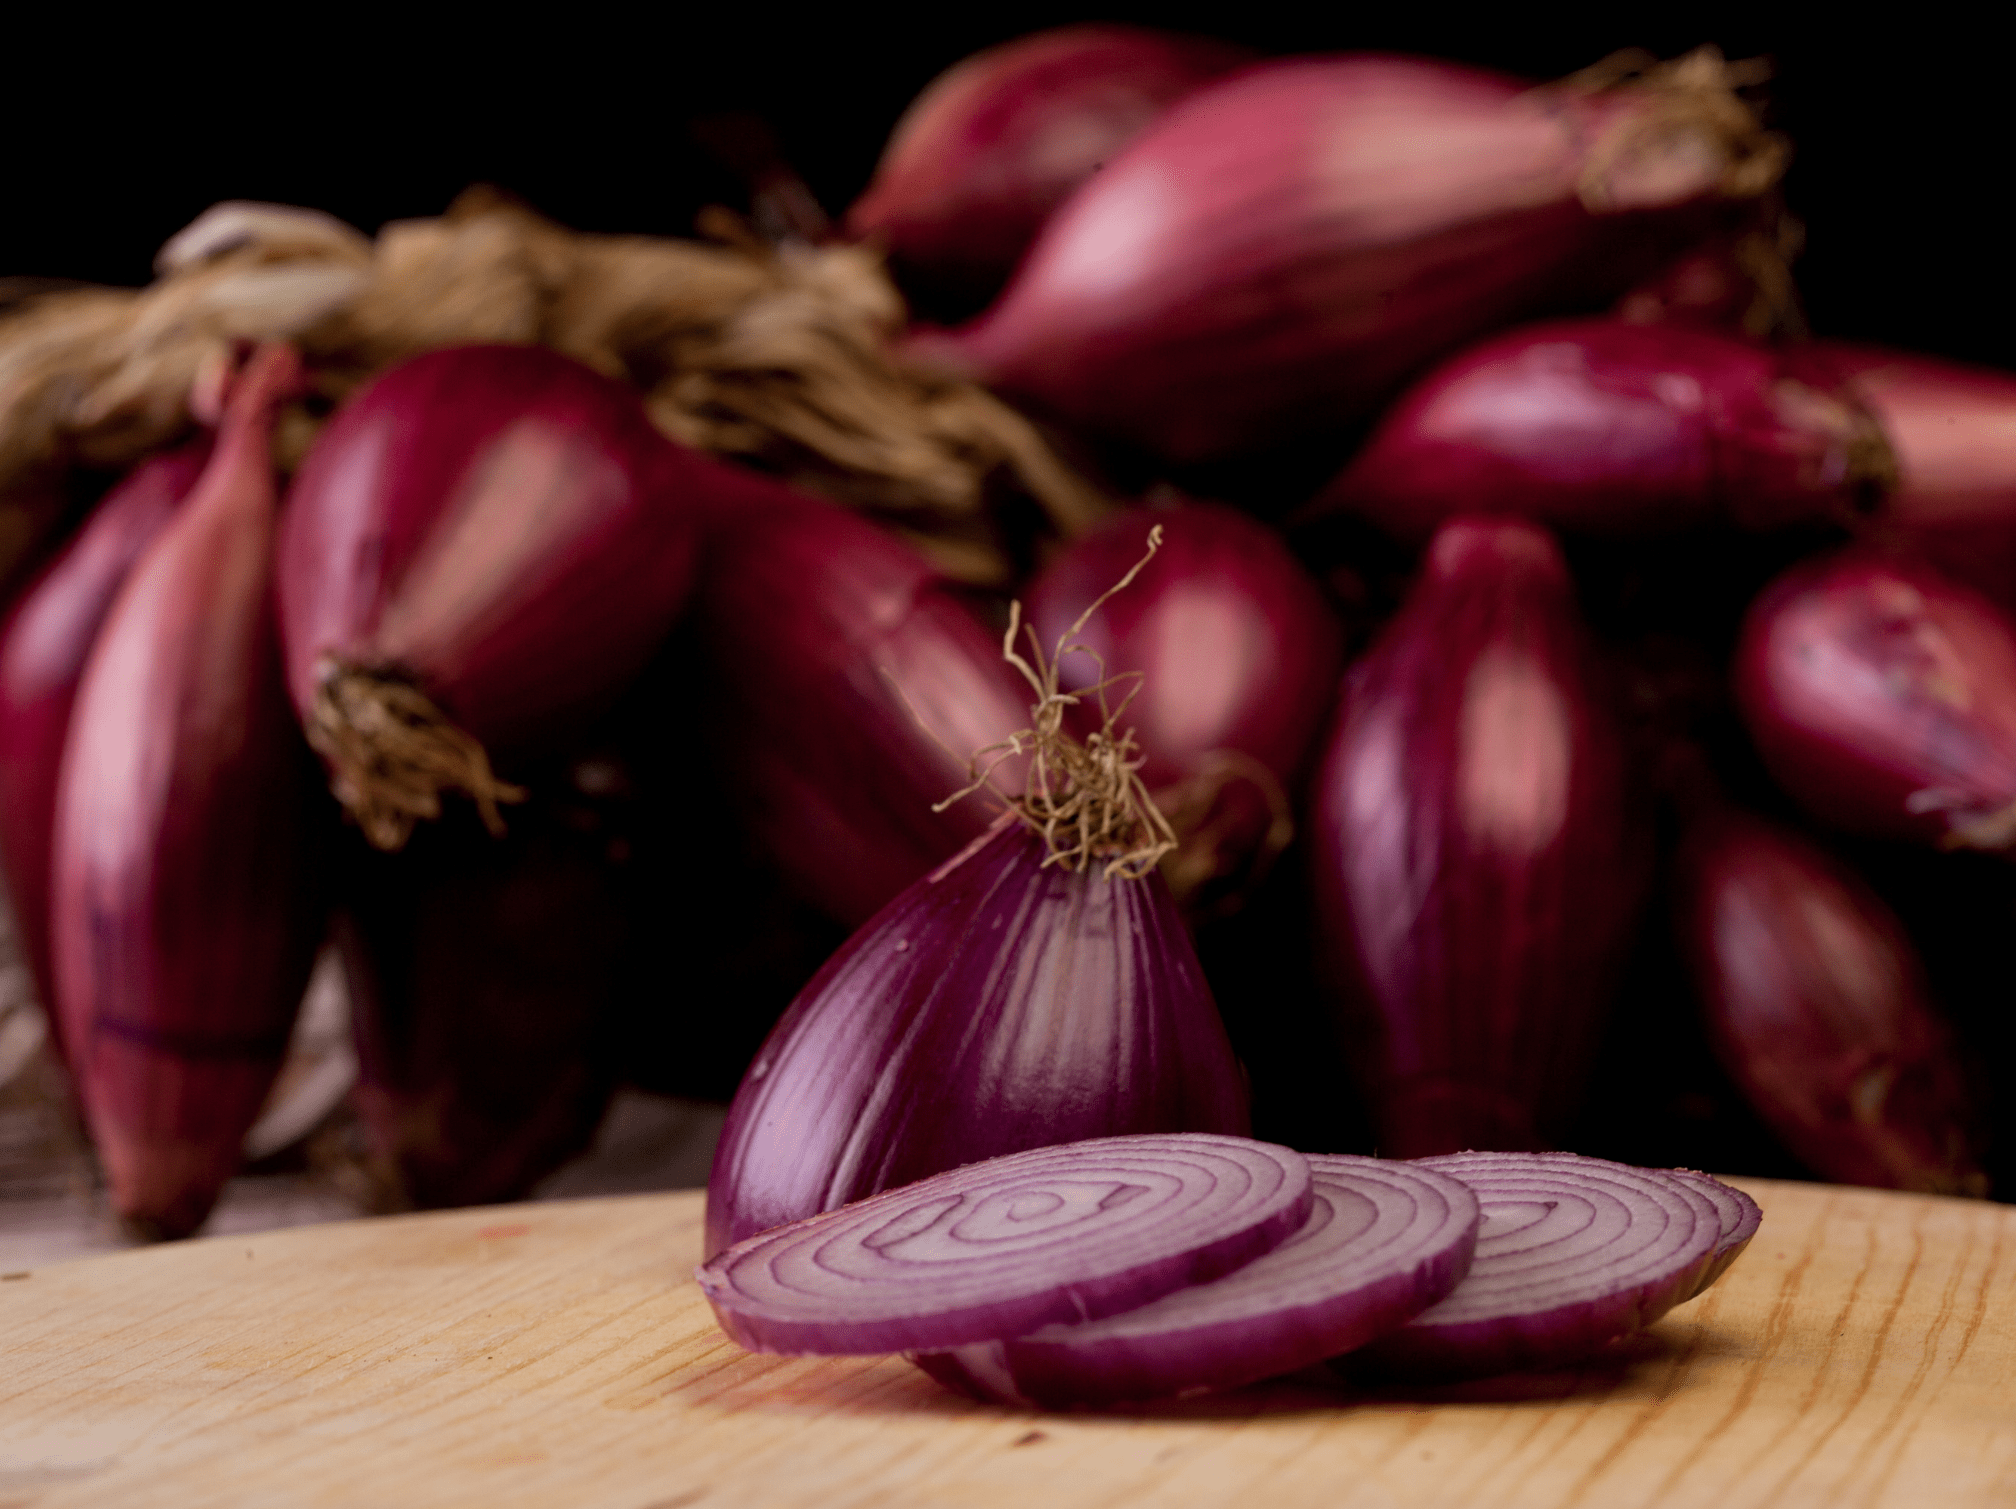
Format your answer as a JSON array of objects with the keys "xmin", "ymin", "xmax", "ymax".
[
  {"xmin": 919, "ymin": 49, "xmax": 1785, "ymax": 463},
  {"xmin": 1784, "ymin": 344, "xmax": 2016, "ymax": 605},
  {"xmin": 1308, "ymin": 518, "xmax": 1645, "ymax": 1156},
  {"xmin": 913, "ymin": 1154, "xmax": 1479, "ymax": 1407},
  {"xmin": 1665, "ymin": 1168, "xmax": 1762, "ymax": 1298},
  {"xmin": 1024, "ymin": 504, "xmax": 1342, "ymax": 911},
  {"xmin": 1733, "ymin": 550, "xmax": 2016, "ymax": 849},
  {"xmin": 693, "ymin": 489, "xmax": 1033, "ymax": 928},
  {"xmin": 704, "ymin": 814, "xmax": 1250, "ymax": 1257},
  {"xmin": 1311, "ymin": 318, "xmax": 1885, "ymax": 541},
  {"xmin": 699, "ymin": 1133, "xmax": 1313, "ymax": 1355},
  {"xmin": 1674, "ymin": 799, "xmax": 1987, "ymax": 1194},
  {"xmin": 0, "ymin": 438, "xmax": 210, "ymax": 1057},
  {"xmin": 51, "ymin": 346, "xmax": 327, "ymax": 1238},
  {"xmin": 1349, "ymin": 1152, "xmax": 1727, "ymax": 1381},
  {"xmin": 846, "ymin": 25, "xmax": 1252, "ymax": 312},
  {"xmin": 334, "ymin": 739, "xmax": 640, "ymax": 1209},
  {"xmin": 276, "ymin": 344, "xmax": 712, "ymax": 851}
]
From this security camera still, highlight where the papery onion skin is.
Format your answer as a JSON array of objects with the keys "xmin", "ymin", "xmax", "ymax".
[
  {"xmin": 692, "ymin": 489, "xmax": 1033, "ymax": 928},
  {"xmin": 847, "ymin": 25, "xmax": 1252, "ymax": 314},
  {"xmin": 704, "ymin": 817, "xmax": 1251, "ymax": 1259},
  {"xmin": 925, "ymin": 52, "xmax": 1781, "ymax": 464},
  {"xmin": 276, "ymin": 344, "xmax": 710, "ymax": 843},
  {"xmin": 1733, "ymin": 551, "xmax": 2016, "ymax": 850},
  {"xmin": 913, "ymin": 1154, "xmax": 1479, "ymax": 1408},
  {"xmin": 1665, "ymin": 1168, "xmax": 1763, "ymax": 1298},
  {"xmin": 0, "ymin": 438, "xmax": 210, "ymax": 1059},
  {"xmin": 1024, "ymin": 503, "xmax": 1342, "ymax": 911},
  {"xmin": 1674, "ymin": 800, "xmax": 1987, "ymax": 1195},
  {"xmin": 334, "ymin": 744, "xmax": 637, "ymax": 1210},
  {"xmin": 1312, "ymin": 319, "xmax": 1882, "ymax": 541},
  {"xmin": 700, "ymin": 1133, "xmax": 1311, "ymax": 1356},
  {"xmin": 1347, "ymin": 1152, "xmax": 1724, "ymax": 1382},
  {"xmin": 1308, "ymin": 517, "xmax": 1645, "ymax": 1156},
  {"xmin": 51, "ymin": 346, "xmax": 328, "ymax": 1239}
]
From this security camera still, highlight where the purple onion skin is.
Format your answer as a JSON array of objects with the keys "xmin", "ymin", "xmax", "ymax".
[
  {"xmin": 846, "ymin": 25, "xmax": 1252, "ymax": 315},
  {"xmin": 1675, "ymin": 802, "xmax": 1987, "ymax": 1196},
  {"xmin": 1733, "ymin": 550, "xmax": 2016, "ymax": 850},
  {"xmin": 277, "ymin": 344, "xmax": 708, "ymax": 761},
  {"xmin": 336, "ymin": 754, "xmax": 631, "ymax": 1210},
  {"xmin": 0, "ymin": 438, "xmax": 210, "ymax": 1060},
  {"xmin": 704, "ymin": 818, "xmax": 1251, "ymax": 1259},
  {"xmin": 1026, "ymin": 504, "xmax": 1342, "ymax": 791},
  {"xmin": 50, "ymin": 347, "xmax": 328, "ymax": 1239},
  {"xmin": 1308, "ymin": 518, "xmax": 1646, "ymax": 1157},
  {"xmin": 926, "ymin": 55, "xmax": 1754, "ymax": 464},
  {"xmin": 1314, "ymin": 320, "xmax": 1871, "ymax": 541},
  {"xmin": 693, "ymin": 490, "xmax": 1033, "ymax": 929},
  {"xmin": 1786, "ymin": 344, "xmax": 2016, "ymax": 606}
]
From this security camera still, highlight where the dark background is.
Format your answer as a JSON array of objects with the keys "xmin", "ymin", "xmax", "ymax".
[{"xmin": 4, "ymin": 11, "xmax": 2006, "ymax": 369}]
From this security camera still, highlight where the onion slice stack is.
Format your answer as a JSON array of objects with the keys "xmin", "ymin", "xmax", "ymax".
[
  {"xmin": 1350, "ymin": 1151, "xmax": 1724, "ymax": 1381},
  {"xmin": 698, "ymin": 1134, "xmax": 1313, "ymax": 1356},
  {"xmin": 913, "ymin": 1154, "xmax": 1480, "ymax": 1408}
]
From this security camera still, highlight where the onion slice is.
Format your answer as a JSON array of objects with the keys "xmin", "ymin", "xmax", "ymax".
[
  {"xmin": 1665, "ymin": 1168, "xmax": 1762, "ymax": 1300},
  {"xmin": 697, "ymin": 1133, "xmax": 1312, "ymax": 1356},
  {"xmin": 912, "ymin": 1154, "xmax": 1479, "ymax": 1408},
  {"xmin": 1348, "ymin": 1151, "xmax": 1723, "ymax": 1381}
]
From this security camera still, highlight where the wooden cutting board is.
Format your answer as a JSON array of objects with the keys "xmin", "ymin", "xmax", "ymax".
[{"xmin": 2, "ymin": 1177, "xmax": 2012, "ymax": 1509}]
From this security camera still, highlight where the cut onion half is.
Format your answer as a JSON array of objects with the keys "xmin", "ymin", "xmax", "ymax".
[
  {"xmin": 696, "ymin": 1134, "xmax": 1312, "ymax": 1356},
  {"xmin": 1349, "ymin": 1151, "xmax": 1724, "ymax": 1381},
  {"xmin": 912, "ymin": 1154, "xmax": 1480, "ymax": 1408},
  {"xmin": 1665, "ymin": 1168, "xmax": 1762, "ymax": 1300}
]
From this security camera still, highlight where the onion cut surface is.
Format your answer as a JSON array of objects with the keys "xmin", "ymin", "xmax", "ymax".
[
  {"xmin": 913, "ymin": 1154, "xmax": 1480, "ymax": 1408},
  {"xmin": 697, "ymin": 1134, "xmax": 1312, "ymax": 1357},
  {"xmin": 1350, "ymin": 1152, "xmax": 1724, "ymax": 1381}
]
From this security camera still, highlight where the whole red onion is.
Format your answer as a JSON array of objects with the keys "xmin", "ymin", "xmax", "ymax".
[
  {"xmin": 1733, "ymin": 551, "xmax": 2016, "ymax": 849},
  {"xmin": 1308, "ymin": 517, "xmax": 1645, "ymax": 1156},
  {"xmin": 0, "ymin": 438, "xmax": 209, "ymax": 1056},
  {"xmin": 705, "ymin": 816, "xmax": 1249, "ymax": 1258},
  {"xmin": 51, "ymin": 346, "xmax": 327, "ymax": 1238},
  {"xmin": 1024, "ymin": 503, "xmax": 1342, "ymax": 910},
  {"xmin": 1674, "ymin": 797, "xmax": 1986, "ymax": 1195},
  {"xmin": 846, "ymin": 25, "xmax": 1252, "ymax": 312},
  {"xmin": 336, "ymin": 745, "xmax": 633, "ymax": 1210},
  {"xmin": 920, "ymin": 49, "xmax": 1784, "ymax": 463},
  {"xmin": 693, "ymin": 489, "xmax": 1031, "ymax": 928},
  {"xmin": 276, "ymin": 344, "xmax": 718, "ymax": 851},
  {"xmin": 1312, "ymin": 319, "xmax": 1883, "ymax": 541}
]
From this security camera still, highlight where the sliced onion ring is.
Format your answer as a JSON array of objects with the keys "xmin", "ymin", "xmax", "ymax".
[
  {"xmin": 696, "ymin": 1134, "xmax": 1313, "ymax": 1356},
  {"xmin": 912, "ymin": 1154, "xmax": 1480, "ymax": 1407},
  {"xmin": 1665, "ymin": 1168, "xmax": 1762, "ymax": 1301},
  {"xmin": 1348, "ymin": 1151, "xmax": 1722, "ymax": 1382}
]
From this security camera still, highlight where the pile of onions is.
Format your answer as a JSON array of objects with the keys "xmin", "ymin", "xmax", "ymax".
[
  {"xmin": 1673, "ymin": 793, "xmax": 1987, "ymax": 1195},
  {"xmin": 922, "ymin": 49, "xmax": 1785, "ymax": 463},
  {"xmin": 846, "ymin": 24, "xmax": 1252, "ymax": 313},
  {"xmin": 51, "ymin": 345, "xmax": 327, "ymax": 1239},
  {"xmin": 1023, "ymin": 503, "xmax": 1342, "ymax": 911},
  {"xmin": 700, "ymin": 1135, "xmax": 1759, "ymax": 1407},
  {"xmin": 0, "ymin": 437, "xmax": 210, "ymax": 1059},
  {"xmin": 1308, "ymin": 517, "xmax": 1644, "ymax": 1156},
  {"xmin": 1734, "ymin": 550, "xmax": 2016, "ymax": 850}
]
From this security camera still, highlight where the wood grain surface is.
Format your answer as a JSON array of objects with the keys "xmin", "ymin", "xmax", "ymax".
[{"xmin": 2, "ymin": 1177, "xmax": 2012, "ymax": 1509}]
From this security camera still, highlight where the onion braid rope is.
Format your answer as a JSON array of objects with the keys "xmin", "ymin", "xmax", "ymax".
[{"xmin": 937, "ymin": 526, "xmax": 1178, "ymax": 880}]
